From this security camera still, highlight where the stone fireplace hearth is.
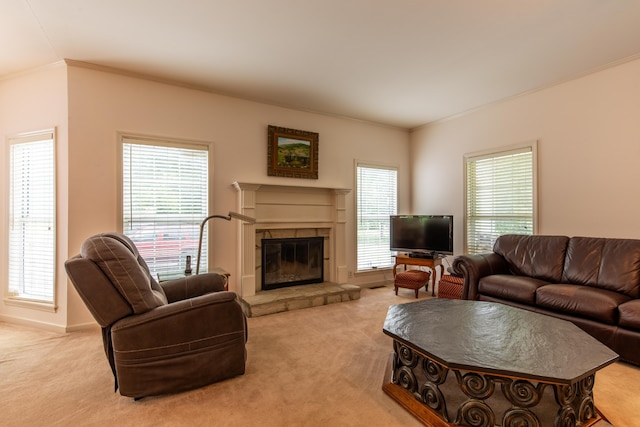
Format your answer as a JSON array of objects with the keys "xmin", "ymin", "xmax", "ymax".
[{"xmin": 238, "ymin": 282, "xmax": 361, "ymax": 317}]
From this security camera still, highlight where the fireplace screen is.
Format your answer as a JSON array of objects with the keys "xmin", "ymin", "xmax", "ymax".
[{"xmin": 261, "ymin": 237, "xmax": 324, "ymax": 290}]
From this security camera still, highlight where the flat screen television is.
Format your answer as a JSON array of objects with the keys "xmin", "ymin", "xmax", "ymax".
[{"xmin": 390, "ymin": 215, "xmax": 453, "ymax": 257}]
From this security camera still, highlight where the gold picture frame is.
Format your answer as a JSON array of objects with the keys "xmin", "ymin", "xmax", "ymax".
[{"xmin": 267, "ymin": 125, "xmax": 319, "ymax": 179}]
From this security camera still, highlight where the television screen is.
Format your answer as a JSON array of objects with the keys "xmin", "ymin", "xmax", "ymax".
[{"xmin": 390, "ymin": 215, "xmax": 453, "ymax": 256}]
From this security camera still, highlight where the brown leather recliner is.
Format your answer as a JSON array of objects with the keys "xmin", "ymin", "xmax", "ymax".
[{"xmin": 65, "ymin": 232, "xmax": 247, "ymax": 399}]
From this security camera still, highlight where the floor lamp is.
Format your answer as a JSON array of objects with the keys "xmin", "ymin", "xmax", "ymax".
[{"xmin": 196, "ymin": 211, "xmax": 256, "ymax": 275}]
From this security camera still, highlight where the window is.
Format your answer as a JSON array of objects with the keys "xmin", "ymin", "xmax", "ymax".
[
  {"xmin": 464, "ymin": 142, "xmax": 537, "ymax": 254},
  {"xmin": 7, "ymin": 130, "xmax": 56, "ymax": 305},
  {"xmin": 356, "ymin": 163, "xmax": 397, "ymax": 271},
  {"xmin": 121, "ymin": 135, "xmax": 209, "ymax": 278}
]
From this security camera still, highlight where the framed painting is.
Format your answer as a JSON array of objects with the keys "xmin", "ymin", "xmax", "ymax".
[{"xmin": 267, "ymin": 125, "xmax": 319, "ymax": 179}]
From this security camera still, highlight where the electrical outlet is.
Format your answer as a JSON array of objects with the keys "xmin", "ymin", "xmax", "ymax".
[{"xmin": 348, "ymin": 271, "xmax": 353, "ymax": 278}]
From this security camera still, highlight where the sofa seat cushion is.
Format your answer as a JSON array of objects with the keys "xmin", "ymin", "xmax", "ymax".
[
  {"xmin": 618, "ymin": 300, "xmax": 640, "ymax": 331},
  {"xmin": 478, "ymin": 275, "xmax": 549, "ymax": 304},
  {"xmin": 536, "ymin": 284, "xmax": 630, "ymax": 325}
]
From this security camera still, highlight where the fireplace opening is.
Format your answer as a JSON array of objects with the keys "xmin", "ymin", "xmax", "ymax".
[{"xmin": 261, "ymin": 236, "xmax": 324, "ymax": 290}]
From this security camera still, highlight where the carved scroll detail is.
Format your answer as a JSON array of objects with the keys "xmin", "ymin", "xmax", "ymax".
[
  {"xmin": 455, "ymin": 400, "xmax": 495, "ymax": 427},
  {"xmin": 501, "ymin": 379, "xmax": 545, "ymax": 407},
  {"xmin": 456, "ymin": 371, "xmax": 495, "ymax": 400},
  {"xmin": 554, "ymin": 405, "xmax": 577, "ymax": 427},
  {"xmin": 502, "ymin": 408, "xmax": 540, "ymax": 427},
  {"xmin": 421, "ymin": 382, "xmax": 449, "ymax": 421},
  {"xmin": 423, "ymin": 358, "xmax": 448, "ymax": 384}
]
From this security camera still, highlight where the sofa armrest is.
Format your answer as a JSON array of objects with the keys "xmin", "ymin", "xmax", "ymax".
[
  {"xmin": 159, "ymin": 272, "xmax": 226, "ymax": 303},
  {"xmin": 111, "ymin": 291, "xmax": 247, "ymax": 353},
  {"xmin": 452, "ymin": 253, "xmax": 509, "ymax": 300}
]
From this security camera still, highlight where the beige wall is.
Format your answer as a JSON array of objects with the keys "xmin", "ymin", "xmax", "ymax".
[
  {"xmin": 1, "ymin": 63, "xmax": 410, "ymax": 330},
  {"xmin": 410, "ymin": 57, "xmax": 640, "ymax": 255},
  {"xmin": 14, "ymin": 55, "xmax": 640, "ymax": 330},
  {"xmin": 0, "ymin": 63, "xmax": 70, "ymax": 330}
]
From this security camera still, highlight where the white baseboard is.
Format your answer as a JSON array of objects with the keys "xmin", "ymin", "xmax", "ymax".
[{"xmin": 0, "ymin": 314, "xmax": 99, "ymax": 333}]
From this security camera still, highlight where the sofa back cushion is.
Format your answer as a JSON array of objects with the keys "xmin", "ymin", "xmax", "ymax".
[
  {"xmin": 493, "ymin": 235, "xmax": 569, "ymax": 282},
  {"xmin": 562, "ymin": 237, "xmax": 640, "ymax": 298},
  {"xmin": 81, "ymin": 233, "xmax": 168, "ymax": 314}
]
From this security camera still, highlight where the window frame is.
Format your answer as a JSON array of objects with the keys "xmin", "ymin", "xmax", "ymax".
[
  {"xmin": 355, "ymin": 161, "xmax": 398, "ymax": 273},
  {"xmin": 463, "ymin": 141, "xmax": 538, "ymax": 254},
  {"xmin": 118, "ymin": 133, "xmax": 213, "ymax": 278},
  {"xmin": 5, "ymin": 129, "xmax": 57, "ymax": 311}
]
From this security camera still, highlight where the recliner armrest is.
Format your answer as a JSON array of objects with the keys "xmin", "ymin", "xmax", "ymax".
[
  {"xmin": 160, "ymin": 272, "xmax": 227, "ymax": 302},
  {"xmin": 111, "ymin": 291, "xmax": 247, "ymax": 353},
  {"xmin": 453, "ymin": 253, "xmax": 509, "ymax": 300}
]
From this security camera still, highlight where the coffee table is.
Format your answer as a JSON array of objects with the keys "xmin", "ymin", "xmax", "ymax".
[{"xmin": 382, "ymin": 299, "xmax": 619, "ymax": 427}]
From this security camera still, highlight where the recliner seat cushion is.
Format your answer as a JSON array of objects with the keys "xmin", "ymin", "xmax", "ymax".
[
  {"xmin": 478, "ymin": 275, "xmax": 548, "ymax": 304},
  {"xmin": 81, "ymin": 234, "xmax": 167, "ymax": 313},
  {"xmin": 562, "ymin": 237, "xmax": 640, "ymax": 298},
  {"xmin": 536, "ymin": 284, "xmax": 630, "ymax": 325},
  {"xmin": 493, "ymin": 235, "xmax": 569, "ymax": 282}
]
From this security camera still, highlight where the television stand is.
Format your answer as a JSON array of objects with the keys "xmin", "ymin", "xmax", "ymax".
[
  {"xmin": 393, "ymin": 255, "xmax": 444, "ymax": 297},
  {"xmin": 408, "ymin": 252, "xmax": 434, "ymax": 259}
]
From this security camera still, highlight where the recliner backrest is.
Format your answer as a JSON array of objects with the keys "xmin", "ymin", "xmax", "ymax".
[
  {"xmin": 79, "ymin": 233, "xmax": 168, "ymax": 314},
  {"xmin": 66, "ymin": 255, "xmax": 133, "ymax": 327}
]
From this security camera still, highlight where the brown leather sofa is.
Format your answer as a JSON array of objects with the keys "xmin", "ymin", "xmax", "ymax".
[
  {"xmin": 452, "ymin": 234, "xmax": 640, "ymax": 366},
  {"xmin": 65, "ymin": 232, "xmax": 247, "ymax": 398}
]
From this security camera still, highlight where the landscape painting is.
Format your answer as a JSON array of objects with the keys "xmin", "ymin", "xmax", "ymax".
[{"xmin": 267, "ymin": 125, "xmax": 319, "ymax": 179}]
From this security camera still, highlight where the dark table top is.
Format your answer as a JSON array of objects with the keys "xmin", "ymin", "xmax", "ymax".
[{"xmin": 383, "ymin": 299, "xmax": 619, "ymax": 384}]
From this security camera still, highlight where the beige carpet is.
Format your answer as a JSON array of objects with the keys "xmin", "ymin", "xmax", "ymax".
[{"xmin": 1, "ymin": 285, "xmax": 639, "ymax": 427}]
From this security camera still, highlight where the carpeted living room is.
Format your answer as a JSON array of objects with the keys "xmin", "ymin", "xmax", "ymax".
[
  {"xmin": 3, "ymin": 2, "xmax": 640, "ymax": 426},
  {"xmin": 2, "ymin": 285, "xmax": 639, "ymax": 427}
]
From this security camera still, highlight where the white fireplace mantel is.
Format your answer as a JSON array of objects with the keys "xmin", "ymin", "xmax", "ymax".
[{"xmin": 233, "ymin": 181, "xmax": 351, "ymax": 297}]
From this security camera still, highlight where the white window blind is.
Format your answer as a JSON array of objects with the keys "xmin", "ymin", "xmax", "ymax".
[
  {"xmin": 465, "ymin": 144, "xmax": 536, "ymax": 254},
  {"xmin": 356, "ymin": 163, "xmax": 397, "ymax": 271},
  {"xmin": 8, "ymin": 130, "xmax": 56, "ymax": 303},
  {"xmin": 122, "ymin": 137, "xmax": 209, "ymax": 278}
]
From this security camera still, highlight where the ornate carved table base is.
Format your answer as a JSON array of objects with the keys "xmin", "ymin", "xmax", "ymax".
[
  {"xmin": 382, "ymin": 343, "xmax": 611, "ymax": 427},
  {"xmin": 382, "ymin": 300, "xmax": 618, "ymax": 427}
]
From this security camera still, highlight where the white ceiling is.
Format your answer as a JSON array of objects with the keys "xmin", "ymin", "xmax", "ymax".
[{"xmin": 3, "ymin": 0, "xmax": 640, "ymax": 129}]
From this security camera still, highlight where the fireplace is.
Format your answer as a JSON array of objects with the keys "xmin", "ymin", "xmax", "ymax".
[
  {"xmin": 261, "ymin": 237, "xmax": 324, "ymax": 290},
  {"xmin": 233, "ymin": 182, "xmax": 351, "ymax": 297}
]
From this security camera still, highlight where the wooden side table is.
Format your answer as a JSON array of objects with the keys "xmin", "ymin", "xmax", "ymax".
[
  {"xmin": 210, "ymin": 267, "xmax": 230, "ymax": 291},
  {"xmin": 393, "ymin": 255, "xmax": 443, "ymax": 297}
]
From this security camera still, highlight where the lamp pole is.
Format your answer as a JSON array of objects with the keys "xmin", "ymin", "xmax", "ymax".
[{"xmin": 196, "ymin": 212, "xmax": 256, "ymax": 274}]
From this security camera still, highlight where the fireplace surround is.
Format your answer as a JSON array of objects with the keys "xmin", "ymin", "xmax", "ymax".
[{"xmin": 233, "ymin": 182, "xmax": 351, "ymax": 297}]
